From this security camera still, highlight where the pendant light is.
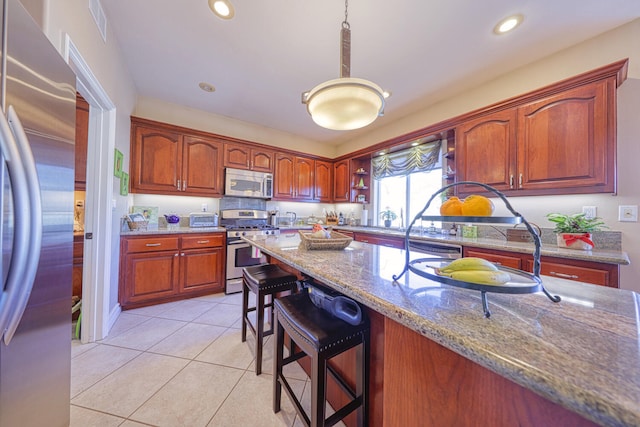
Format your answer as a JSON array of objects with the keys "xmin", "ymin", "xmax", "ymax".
[{"xmin": 302, "ymin": 0, "xmax": 389, "ymax": 131}]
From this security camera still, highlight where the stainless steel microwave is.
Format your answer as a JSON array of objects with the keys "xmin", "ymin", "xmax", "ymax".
[{"xmin": 224, "ymin": 168, "xmax": 273, "ymax": 198}]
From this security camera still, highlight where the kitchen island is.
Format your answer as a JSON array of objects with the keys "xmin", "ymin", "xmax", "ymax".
[{"xmin": 244, "ymin": 233, "xmax": 639, "ymax": 427}]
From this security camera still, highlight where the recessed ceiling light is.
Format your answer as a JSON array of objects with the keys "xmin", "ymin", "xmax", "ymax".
[
  {"xmin": 411, "ymin": 142, "xmax": 419, "ymax": 147},
  {"xmin": 493, "ymin": 14, "xmax": 523, "ymax": 35},
  {"xmin": 208, "ymin": 0, "xmax": 234, "ymax": 20},
  {"xmin": 199, "ymin": 82, "xmax": 216, "ymax": 93}
]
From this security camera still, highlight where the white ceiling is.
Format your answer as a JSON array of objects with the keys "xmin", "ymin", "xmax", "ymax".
[{"xmin": 101, "ymin": 0, "xmax": 639, "ymax": 146}]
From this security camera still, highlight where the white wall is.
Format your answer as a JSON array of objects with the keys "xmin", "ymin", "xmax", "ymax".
[{"xmin": 42, "ymin": 0, "xmax": 137, "ymax": 312}]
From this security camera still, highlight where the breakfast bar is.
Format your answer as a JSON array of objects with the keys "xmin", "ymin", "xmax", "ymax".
[{"xmin": 244, "ymin": 233, "xmax": 640, "ymax": 427}]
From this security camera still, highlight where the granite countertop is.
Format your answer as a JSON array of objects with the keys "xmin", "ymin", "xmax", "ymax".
[
  {"xmin": 331, "ymin": 225, "xmax": 630, "ymax": 265},
  {"xmin": 121, "ymin": 226, "xmax": 226, "ymax": 236},
  {"xmin": 244, "ymin": 234, "xmax": 640, "ymax": 427}
]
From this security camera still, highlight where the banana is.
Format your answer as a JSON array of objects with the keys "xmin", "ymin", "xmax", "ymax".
[
  {"xmin": 438, "ymin": 269, "xmax": 511, "ymax": 286},
  {"xmin": 439, "ymin": 257, "xmax": 498, "ymax": 273}
]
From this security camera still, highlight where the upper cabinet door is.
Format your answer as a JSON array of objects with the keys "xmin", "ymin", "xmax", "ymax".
[
  {"xmin": 130, "ymin": 124, "xmax": 182, "ymax": 194},
  {"xmin": 314, "ymin": 160, "xmax": 332, "ymax": 202},
  {"xmin": 456, "ymin": 110, "xmax": 517, "ymax": 195},
  {"xmin": 333, "ymin": 159, "xmax": 350, "ymax": 203},
  {"xmin": 182, "ymin": 136, "xmax": 223, "ymax": 196},
  {"xmin": 223, "ymin": 143, "xmax": 274, "ymax": 172},
  {"xmin": 273, "ymin": 153, "xmax": 295, "ymax": 199},
  {"xmin": 250, "ymin": 148, "xmax": 274, "ymax": 173},
  {"xmin": 517, "ymin": 80, "xmax": 613, "ymax": 194},
  {"xmin": 223, "ymin": 143, "xmax": 250, "ymax": 170},
  {"xmin": 294, "ymin": 157, "xmax": 314, "ymax": 201}
]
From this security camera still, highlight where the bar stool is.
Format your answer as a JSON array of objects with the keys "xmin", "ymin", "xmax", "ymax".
[
  {"xmin": 273, "ymin": 291, "xmax": 370, "ymax": 427},
  {"xmin": 242, "ymin": 264, "xmax": 298, "ymax": 375}
]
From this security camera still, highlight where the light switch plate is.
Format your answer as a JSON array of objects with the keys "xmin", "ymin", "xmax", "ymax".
[{"xmin": 618, "ymin": 205, "xmax": 638, "ymax": 222}]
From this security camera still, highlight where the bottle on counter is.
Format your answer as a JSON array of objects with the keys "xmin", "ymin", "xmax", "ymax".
[{"xmin": 338, "ymin": 212, "xmax": 345, "ymax": 225}]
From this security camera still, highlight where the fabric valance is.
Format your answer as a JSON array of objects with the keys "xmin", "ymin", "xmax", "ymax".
[{"xmin": 372, "ymin": 139, "xmax": 442, "ymax": 180}]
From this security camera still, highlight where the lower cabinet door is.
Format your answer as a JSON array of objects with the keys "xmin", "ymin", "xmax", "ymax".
[
  {"xmin": 122, "ymin": 250, "xmax": 179, "ymax": 307},
  {"xmin": 180, "ymin": 247, "xmax": 225, "ymax": 294}
]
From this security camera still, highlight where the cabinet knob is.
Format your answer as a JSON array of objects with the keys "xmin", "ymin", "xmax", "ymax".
[
  {"xmin": 180, "ymin": 253, "xmax": 185, "ymax": 257},
  {"xmin": 182, "ymin": 180, "xmax": 187, "ymax": 191},
  {"xmin": 174, "ymin": 253, "xmax": 179, "ymax": 257},
  {"xmin": 509, "ymin": 175, "xmax": 514, "ymax": 189},
  {"xmin": 196, "ymin": 240, "xmax": 210, "ymax": 244},
  {"xmin": 518, "ymin": 173, "xmax": 523, "ymax": 188},
  {"xmin": 176, "ymin": 179, "xmax": 181, "ymax": 191},
  {"xmin": 145, "ymin": 243, "xmax": 162, "ymax": 247}
]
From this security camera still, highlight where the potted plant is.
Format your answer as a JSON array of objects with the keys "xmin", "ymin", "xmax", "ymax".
[
  {"xmin": 546, "ymin": 213, "xmax": 607, "ymax": 250},
  {"xmin": 380, "ymin": 208, "xmax": 397, "ymax": 228}
]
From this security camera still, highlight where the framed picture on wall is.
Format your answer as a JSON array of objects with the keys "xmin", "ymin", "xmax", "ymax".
[
  {"xmin": 114, "ymin": 149, "xmax": 124, "ymax": 177},
  {"xmin": 120, "ymin": 172, "xmax": 129, "ymax": 196}
]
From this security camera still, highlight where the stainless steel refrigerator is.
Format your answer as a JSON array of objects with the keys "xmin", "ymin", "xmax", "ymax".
[{"xmin": 0, "ymin": 0, "xmax": 76, "ymax": 425}]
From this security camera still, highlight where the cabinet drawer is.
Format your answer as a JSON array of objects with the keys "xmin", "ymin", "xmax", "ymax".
[
  {"xmin": 529, "ymin": 260, "xmax": 609, "ymax": 287},
  {"xmin": 464, "ymin": 249, "xmax": 521, "ymax": 269},
  {"xmin": 181, "ymin": 234, "xmax": 224, "ymax": 249},
  {"xmin": 124, "ymin": 236, "xmax": 180, "ymax": 253},
  {"xmin": 354, "ymin": 233, "xmax": 405, "ymax": 249}
]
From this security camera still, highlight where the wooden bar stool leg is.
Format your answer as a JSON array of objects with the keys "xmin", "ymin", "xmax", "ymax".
[
  {"xmin": 273, "ymin": 312, "xmax": 284, "ymax": 414},
  {"xmin": 241, "ymin": 280, "xmax": 249, "ymax": 343},
  {"xmin": 255, "ymin": 290, "xmax": 266, "ymax": 375},
  {"xmin": 311, "ymin": 354, "xmax": 327, "ymax": 427}
]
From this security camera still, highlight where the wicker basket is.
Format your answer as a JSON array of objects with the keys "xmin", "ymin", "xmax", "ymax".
[
  {"xmin": 298, "ymin": 230, "xmax": 353, "ymax": 250},
  {"xmin": 127, "ymin": 220, "xmax": 149, "ymax": 231}
]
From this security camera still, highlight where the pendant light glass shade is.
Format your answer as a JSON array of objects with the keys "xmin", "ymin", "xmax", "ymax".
[
  {"xmin": 303, "ymin": 78, "xmax": 385, "ymax": 130},
  {"xmin": 302, "ymin": 0, "xmax": 388, "ymax": 131}
]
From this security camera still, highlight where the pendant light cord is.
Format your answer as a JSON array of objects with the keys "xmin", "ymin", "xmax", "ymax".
[{"xmin": 340, "ymin": 0, "xmax": 351, "ymax": 77}]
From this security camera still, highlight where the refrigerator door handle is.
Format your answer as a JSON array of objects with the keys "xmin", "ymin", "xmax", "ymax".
[
  {"xmin": 0, "ymin": 106, "xmax": 32, "ymax": 342},
  {"xmin": 3, "ymin": 106, "xmax": 42, "ymax": 344}
]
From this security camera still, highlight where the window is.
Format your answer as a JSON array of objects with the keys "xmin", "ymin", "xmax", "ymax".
[{"xmin": 372, "ymin": 140, "xmax": 443, "ymax": 229}]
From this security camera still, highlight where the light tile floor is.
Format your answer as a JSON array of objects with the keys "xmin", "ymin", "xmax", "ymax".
[{"xmin": 71, "ymin": 292, "xmax": 344, "ymax": 427}]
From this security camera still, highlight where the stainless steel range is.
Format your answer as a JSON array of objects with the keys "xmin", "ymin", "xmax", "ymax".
[{"xmin": 222, "ymin": 209, "xmax": 280, "ymax": 294}]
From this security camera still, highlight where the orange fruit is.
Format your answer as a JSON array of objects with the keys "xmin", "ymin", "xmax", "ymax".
[
  {"xmin": 440, "ymin": 196, "xmax": 464, "ymax": 216},
  {"xmin": 461, "ymin": 195, "xmax": 494, "ymax": 216}
]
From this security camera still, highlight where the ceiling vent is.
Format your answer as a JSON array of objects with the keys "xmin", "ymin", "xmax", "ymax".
[{"xmin": 89, "ymin": 0, "xmax": 107, "ymax": 42}]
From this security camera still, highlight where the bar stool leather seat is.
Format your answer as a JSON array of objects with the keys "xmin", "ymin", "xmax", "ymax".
[
  {"xmin": 242, "ymin": 264, "xmax": 298, "ymax": 375},
  {"xmin": 273, "ymin": 291, "xmax": 370, "ymax": 427}
]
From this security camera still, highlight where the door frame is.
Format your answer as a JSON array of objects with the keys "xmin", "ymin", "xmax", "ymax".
[{"xmin": 63, "ymin": 35, "xmax": 116, "ymax": 342}]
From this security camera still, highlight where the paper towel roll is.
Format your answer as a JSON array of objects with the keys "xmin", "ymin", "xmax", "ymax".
[{"xmin": 361, "ymin": 210, "xmax": 368, "ymax": 227}]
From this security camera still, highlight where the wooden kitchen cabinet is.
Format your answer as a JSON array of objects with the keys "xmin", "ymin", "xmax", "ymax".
[
  {"xmin": 179, "ymin": 234, "xmax": 225, "ymax": 294},
  {"xmin": 182, "ymin": 135, "xmax": 224, "ymax": 195},
  {"xmin": 456, "ymin": 109, "xmax": 517, "ymax": 194},
  {"xmin": 456, "ymin": 78, "xmax": 618, "ymax": 197},
  {"xmin": 273, "ymin": 153, "xmax": 314, "ymax": 201},
  {"xmin": 463, "ymin": 246, "xmax": 619, "ymax": 288},
  {"xmin": 119, "ymin": 233, "xmax": 226, "ymax": 309},
  {"xmin": 333, "ymin": 159, "xmax": 350, "ymax": 202},
  {"xmin": 314, "ymin": 159, "xmax": 332, "ymax": 202},
  {"xmin": 354, "ymin": 232, "xmax": 405, "ymax": 249},
  {"xmin": 223, "ymin": 142, "xmax": 274, "ymax": 172},
  {"xmin": 464, "ymin": 247, "xmax": 522, "ymax": 269},
  {"xmin": 130, "ymin": 118, "xmax": 223, "ymax": 196},
  {"xmin": 75, "ymin": 93, "xmax": 89, "ymax": 190}
]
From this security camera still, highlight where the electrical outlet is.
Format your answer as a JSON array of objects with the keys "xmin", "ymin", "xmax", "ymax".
[
  {"xmin": 201, "ymin": 203, "xmax": 208, "ymax": 212},
  {"xmin": 618, "ymin": 205, "xmax": 638, "ymax": 222},
  {"xmin": 582, "ymin": 206, "xmax": 597, "ymax": 219}
]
